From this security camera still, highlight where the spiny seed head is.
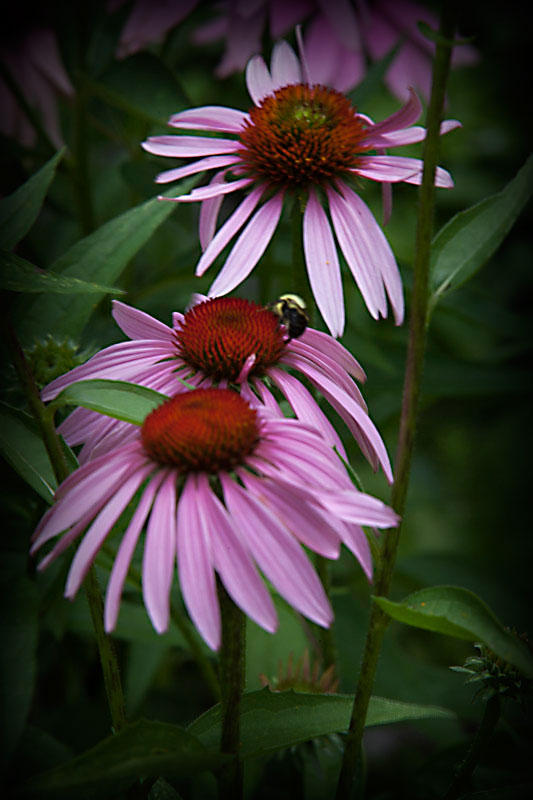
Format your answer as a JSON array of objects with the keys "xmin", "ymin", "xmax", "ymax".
[
  {"xmin": 238, "ymin": 84, "xmax": 368, "ymax": 189},
  {"xmin": 176, "ymin": 297, "xmax": 286, "ymax": 381},
  {"xmin": 141, "ymin": 388, "xmax": 260, "ymax": 474}
]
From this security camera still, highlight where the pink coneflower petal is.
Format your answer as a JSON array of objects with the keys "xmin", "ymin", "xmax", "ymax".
[
  {"xmin": 295, "ymin": 328, "xmax": 366, "ymax": 383},
  {"xmin": 65, "ymin": 463, "xmax": 152, "ymax": 599},
  {"xmin": 364, "ymin": 88, "xmax": 422, "ymax": 137},
  {"xmin": 142, "ymin": 471, "xmax": 177, "ymax": 633},
  {"xmin": 281, "ymin": 349, "xmax": 367, "ymax": 413},
  {"xmin": 321, "ymin": 488, "xmax": 399, "ymax": 527},
  {"xmin": 241, "ymin": 471, "xmax": 341, "ymax": 559},
  {"xmin": 105, "ymin": 470, "xmax": 166, "ymax": 632},
  {"xmin": 177, "ymin": 475, "xmax": 220, "ymax": 650},
  {"xmin": 171, "ymin": 176, "xmax": 253, "ymax": 203},
  {"xmin": 318, "ymin": 0, "xmax": 361, "ymax": 51},
  {"xmin": 155, "ymin": 154, "xmax": 241, "ymax": 185},
  {"xmin": 303, "ymin": 190, "xmax": 344, "ymax": 338},
  {"xmin": 208, "ymin": 192, "xmax": 284, "ymax": 296},
  {"xmin": 327, "ymin": 187, "xmax": 387, "ymax": 318},
  {"xmin": 338, "ymin": 523, "xmax": 373, "ymax": 581},
  {"xmin": 281, "ymin": 365, "xmax": 393, "ymax": 482},
  {"xmin": 199, "ymin": 171, "xmax": 228, "ymax": 250},
  {"xmin": 335, "ymin": 182, "xmax": 404, "ymax": 325},
  {"xmin": 35, "ymin": 508, "xmax": 100, "ymax": 572},
  {"xmin": 196, "ymin": 186, "xmax": 265, "ymax": 276},
  {"xmin": 304, "ymin": 13, "xmax": 365, "ymax": 92},
  {"xmin": 222, "ymin": 474, "xmax": 333, "ymax": 627},
  {"xmin": 142, "ymin": 135, "xmax": 242, "ymax": 158},
  {"xmin": 112, "ymin": 301, "xmax": 175, "ymax": 342},
  {"xmin": 32, "ymin": 454, "xmax": 138, "ymax": 549},
  {"xmin": 41, "ymin": 341, "xmax": 174, "ymax": 400},
  {"xmin": 246, "ymin": 53, "xmax": 276, "ymax": 104},
  {"xmin": 267, "ymin": 366, "xmax": 347, "ymax": 456},
  {"xmin": 270, "ymin": 39, "xmax": 302, "ymax": 87},
  {"xmin": 168, "ymin": 106, "xmax": 249, "ymax": 132},
  {"xmin": 33, "ymin": 387, "xmax": 398, "ymax": 648},
  {"xmin": 355, "ymin": 156, "xmax": 454, "ymax": 188},
  {"xmin": 197, "ymin": 473, "xmax": 278, "ymax": 633},
  {"xmin": 269, "ymin": 0, "xmax": 313, "ymax": 38},
  {"xmin": 354, "ymin": 155, "xmax": 422, "ymax": 183}
]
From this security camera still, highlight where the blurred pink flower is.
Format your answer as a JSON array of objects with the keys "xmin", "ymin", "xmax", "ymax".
[
  {"xmin": 0, "ymin": 28, "xmax": 73, "ymax": 148},
  {"xmin": 111, "ymin": 0, "xmax": 200, "ymax": 59},
  {"xmin": 193, "ymin": 0, "xmax": 478, "ymax": 102},
  {"xmin": 32, "ymin": 387, "xmax": 398, "ymax": 649},
  {"xmin": 143, "ymin": 40, "xmax": 460, "ymax": 336},
  {"xmin": 42, "ymin": 297, "xmax": 393, "ymax": 481}
]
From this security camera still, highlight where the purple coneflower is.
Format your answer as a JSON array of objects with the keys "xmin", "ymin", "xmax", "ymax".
[
  {"xmin": 32, "ymin": 387, "xmax": 398, "ymax": 649},
  {"xmin": 42, "ymin": 297, "xmax": 393, "ymax": 480},
  {"xmin": 142, "ymin": 39, "xmax": 460, "ymax": 336}
]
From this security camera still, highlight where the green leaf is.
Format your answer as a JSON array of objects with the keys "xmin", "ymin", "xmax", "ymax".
[
  {"xmin": 18, "ymin": 719, "xmax": 229, "ymax": 799},
  {"xmin": 51, "ymin": 379, "xmax": 168, "ymax": 425},
  {"xmin": 0, "ymin": 559, "xmax": 40, "ymax": 771},
  {"xmin": 15, "ymin": 177, "xmax": 200, "ymax": 345},
  {"xmin": 0, "ymin": 403, "xmax": 57, "ymax": 502},
  {"xmin": 0, "ymin": 250, "xmax": 125, "ymax": 294},
  {"xmin": 188, "ymin": 689, "xmax": 454, "ymax": 759},
  {"xmin": 87, "ymin": 51, "xmax": 188, "ymax": 126},
  {"xmin": 430, "ymin": 155, "xmax": 533, "ymax": 303},
  {"xmin": 0, "ymin": 149, "xmax": 65, "ymax": 250},
  {"xmin": 373, "ymin": 586, "xmax": 533, "ymax": 679}
]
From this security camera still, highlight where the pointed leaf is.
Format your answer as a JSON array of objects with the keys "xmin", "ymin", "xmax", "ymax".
[
  {"xmin": 15, "ymin": 177, "xmax": 200, "ymax": 345},
  {"xmin": 0, "ymin": 250, "xmax": 125, "ymax": 294},
  {"xmin": 374, "ymin": 586, "xmax": 533, "ymax": 678},
  {"xmin": 430, "ymin": 155, "xmax": 533, "ymax": 302},
  {"xmin": 87, "ymin": 52, "xmax": 188, "ymax": 126},
  {"xmin": 51, "ymin": 379, "xmax": 168, "ymax": 424},
  {"xmin": 188, "ymin": 688, "xmax": 454, "ymax": 758},
  {"xmin": 18, "ymin": 719, "xmax": 229, "ymax": 799},
  {"xmin": 0, "ymin": 149, "xmax": 65, "ymax": 250},
  {"xmin": 0, "ymin": 403, "xmax": 60, "ymax": 503},
  {"xmin": 0, "ymin": 560, "xmax": 40, "ymax": 770}
]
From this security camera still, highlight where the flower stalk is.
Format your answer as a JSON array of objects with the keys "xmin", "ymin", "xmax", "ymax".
[
  {"xmin": 217, "ymin": 581, "xmax": 246, "ymax": 800},
  {"xmin": 442, "ymin": 694, "xmax": 501, "ymax": 800},
  {"xmin": 335, "ymin": 5, "xmax": 458, "ymax": 796},
  {"xmin": 3, "ymin": 314, "xmax": 126, "ymax": 732}
]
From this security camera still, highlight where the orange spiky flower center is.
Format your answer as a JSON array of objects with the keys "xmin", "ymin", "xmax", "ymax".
[
  {"xmin": 238, "ymin": 84, "xmax": 368, "ymax": 188},
  {"xmin": 176, "ymin": 297, "xmax": 286, "ymax": 382},
  {"xmin": 141, "ymin": 388, "xmax": 259, "ymax": 473}
]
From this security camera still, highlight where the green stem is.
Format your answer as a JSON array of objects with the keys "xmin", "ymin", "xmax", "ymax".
[
  {"xmin": 169, "ymin": 604, "xmax": 221, "ymax": 703},
  {"xmin": 99, "ymin": 544, "xmax": 221, "ymax": 703},
  {"xmin": 443, "ymin": 695, "xmax": 501, "ymax": 800},
  {"xmin": 3, "ymin": 313, "xmax": 126, "ymax": 732},
  {"xmin": 335, "ymin": 6, "xmax": 457, "ymax": 797},
  {"xmin": 314, "ymin": 553, "xmax": 336, "ymax": 669},
  {"xmin": 217, "ymin": 581, "xmax": 246, "ymax": 800},
  {"xmin": 84, "ymin": 566, "xmax": 127, "ymax": 732},
  {"xmin": 3, "ymin": 315, "xmax": 70, "ymax": 485}
]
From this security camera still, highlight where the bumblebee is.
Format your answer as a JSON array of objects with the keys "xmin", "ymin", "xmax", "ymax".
[{"xmin": 267, "ymin": 294, "xmax": 309, "ymax": 340}]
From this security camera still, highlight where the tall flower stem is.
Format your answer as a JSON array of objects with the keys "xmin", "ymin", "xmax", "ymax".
[
  {"xmin": 443, "ymin": 695, "xmax": 501, "ymax": 800},
  {"xmin": 335, "ymin": 6, "xmax": 457, "ymax": 797},
  {"xmin": 3, "ymin": 314, "xmax": 126, "ymax": 732},
  {"xmin": 217, "ymin": 581, "xmax": 246, "ymax": 800}
]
